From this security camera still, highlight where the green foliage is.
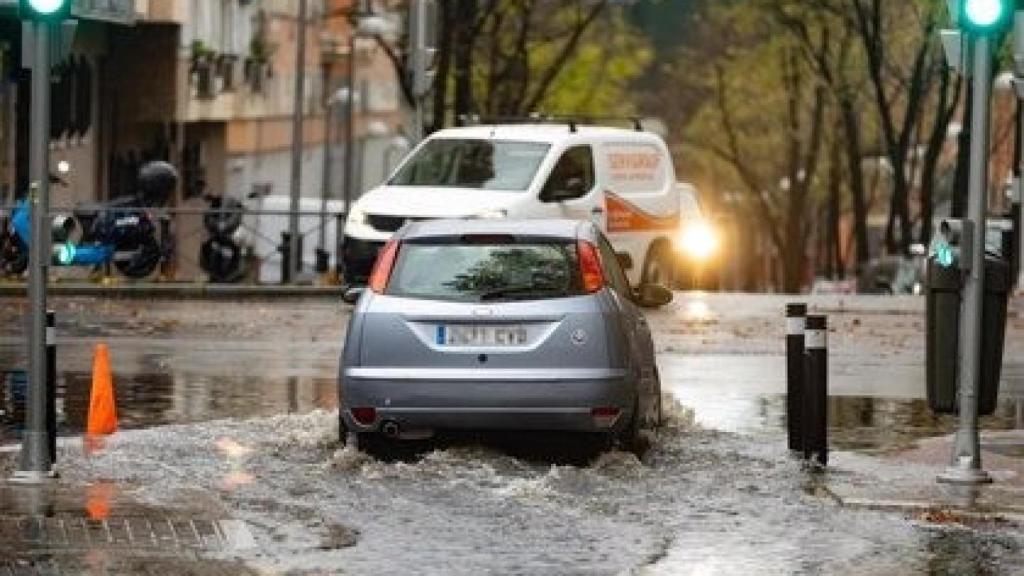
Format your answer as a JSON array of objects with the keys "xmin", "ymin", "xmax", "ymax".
[{"xmin": 536, "ymin": 13, "xmax": 653, "ymax": 116}]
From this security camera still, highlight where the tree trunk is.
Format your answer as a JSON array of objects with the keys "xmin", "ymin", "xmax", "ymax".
[
  {"xmin": 453, "ymin": 0, "xmax": 478, "ymax": 124},
  {"xmin": 827, "ymin": 129, "xmax": 844, "ymax": 279},
  {"xmin": 839, "ymin": 97, "xmax": 869, "ymax": 271},
  {"xmin": 429, "ymin": 0, "xmax": 454, "ymax": 133}
]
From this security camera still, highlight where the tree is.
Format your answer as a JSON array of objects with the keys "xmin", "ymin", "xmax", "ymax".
[
  {"xmin": 683, "ymin": 3, "xmax": 828, "ymax": 293},
  {"xmin": 425, "ymin": 0, "xmax": 651, "ymax": 128}
]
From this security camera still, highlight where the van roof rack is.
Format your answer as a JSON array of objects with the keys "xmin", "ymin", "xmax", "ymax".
[{"xmin": 456, "ymin": 114, "xmax": 645, "ymax": 133}]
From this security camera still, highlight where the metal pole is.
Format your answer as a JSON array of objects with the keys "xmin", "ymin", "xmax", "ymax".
[
  {"xmin": 1015, "ymin": 10, "xmax": 1024, "ymax": 290},
  {"xmin": 343, "ymin": 31, "xmax": 356, "ymax": 224},
  {"xmin": 14, "ymin": 21, "xmax": 54, "ymax": 481},
  {"xmin": 288, "ymin": 0, "xmax": 309, "ymax": 284},
  {"xmin": 46, "ymin": 310, "xmax": 56, "ymax": 466},
  {"xmin": 785, "ymin": 303, "xmax": 807, "ymax": 453},
  {"xmin": 414, "ymin": 97, "xmax": 425, "ymax": 144},
  {"xmin": 318, "ymin": 67, "xmax": 332, "ymax": 259},
  {"xmin": 939, "ymin": 34, "xmax": 993, "ymax": 485}
]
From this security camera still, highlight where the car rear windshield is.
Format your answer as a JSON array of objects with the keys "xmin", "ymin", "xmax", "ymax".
[
  {"xmin": 386, "ymin": 240, "xmax": 583, "ymax": 302},
  {"xmin": 389, "ymin": 139, "xmax": 550, "ymax": 191}
]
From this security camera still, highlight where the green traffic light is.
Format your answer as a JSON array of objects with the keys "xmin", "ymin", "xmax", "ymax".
[
  {"xmin": 27, "ymin": 0, "xmax": 65, "ymax": 14},
  {"xmin": 935, "ymin": 242, "xmax": 956, "ymax": 268},
  {"xmin": 963, "ymin": 0, "xmax": 1008, "ymax": 29},
  {"xmin": 56, "ymin": 242, "xmax": 75, "ymax": 265}
]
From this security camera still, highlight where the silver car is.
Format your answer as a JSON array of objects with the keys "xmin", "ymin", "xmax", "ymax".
[{"xmin": 339, "ymin": 219, "xmax": 671, "ymax": 452}]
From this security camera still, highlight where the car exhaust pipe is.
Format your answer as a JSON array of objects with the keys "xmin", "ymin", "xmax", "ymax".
[{"xmin": 381, "ymin": 420, "xmax": 401, "ymax": 438}]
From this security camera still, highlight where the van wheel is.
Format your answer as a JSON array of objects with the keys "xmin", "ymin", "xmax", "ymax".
[{"xmin": 641, "ymin": 242, "xmax": 675, "ymax": 288}]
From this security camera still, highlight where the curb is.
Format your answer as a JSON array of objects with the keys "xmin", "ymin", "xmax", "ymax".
[{"xmin": 0, "ymin": 283, "xmax": 347, "ymax": 299}]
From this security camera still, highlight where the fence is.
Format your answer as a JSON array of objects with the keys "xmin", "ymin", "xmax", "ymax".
[{"xmin": 0, "ymin": 198, "xmax": 349, "ymax": 285}]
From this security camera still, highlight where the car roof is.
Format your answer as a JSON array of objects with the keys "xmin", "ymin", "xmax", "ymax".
[
  {"xmin": 428, "ymin": 124, "xmax": 663, "ymax": 146},
  {"xmin": 399, "ymin": 218, "xmax": 592, "ymax": 241}
]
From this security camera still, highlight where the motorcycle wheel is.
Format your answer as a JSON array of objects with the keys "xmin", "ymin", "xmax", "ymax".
[
  {"xmin": 203, "ymin": 198, "xmax": 244, "ymax": 237},
  {"xmin": 115, "ymin": 236, "xmax": 162, "ymax": 279},
  {"xmin": 200, "ymin": 236, "xmax": 244, "ymax": 283},
  {"xmin": 1, "ymin": 235, "xmax": 28, "ymax": 276}
]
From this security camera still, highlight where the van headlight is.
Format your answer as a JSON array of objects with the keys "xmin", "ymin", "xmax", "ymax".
[
  {"xmin": 346, "ymin": 206, "xmax": 368, "ymax": 227},
  {"xmin": 474, "ymin": 209, "xmax": 508, "ymax": 220},
  {"xmin": 678, "ymin": 220, "xmax": 719, "ymax": 261}
]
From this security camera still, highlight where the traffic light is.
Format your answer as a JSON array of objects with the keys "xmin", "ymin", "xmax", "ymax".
[
  {"xmin": 933, "ymin": 218, "xmax": 974, "ymax": 270},
  {"xmin": 959, "ymin": 0, "xmax": 1011, "ymax": 35},
  {"xmin": 19, "ymin": 0, "xmax": 73, "ymax": 21}
]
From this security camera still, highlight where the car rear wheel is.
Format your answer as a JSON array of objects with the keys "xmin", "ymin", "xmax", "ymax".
[{"xmin": 616, "ymin": 397, "xmax": 642, "ymax": 453}]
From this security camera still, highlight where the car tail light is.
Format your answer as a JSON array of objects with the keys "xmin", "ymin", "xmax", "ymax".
[
  {"xmin": 577, "ymin": 240, "xmax": 604, "ymax": 294},
  {"xmin": 351, "ymin": 407, "xmax": 377, "ymax": 425},
  {"xmin": 591, "ymin": 406, "xmax": 621, "ymax": 428},
  {"xmin": 368, "ymin": 239, "xmax": 400, "ymax": 293}
]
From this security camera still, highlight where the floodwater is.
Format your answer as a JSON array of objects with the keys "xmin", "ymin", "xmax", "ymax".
[{"xmin": 0, "ymin": 294, "xmax": 1022, "ymax": 575}]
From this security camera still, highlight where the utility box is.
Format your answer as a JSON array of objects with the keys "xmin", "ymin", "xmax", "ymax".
[{"xmin": 926, "ymin": 253, "xmax": 1010, "ymax": 416}]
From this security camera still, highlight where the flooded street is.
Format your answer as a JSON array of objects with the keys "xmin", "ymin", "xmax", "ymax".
[{"xmin": 0, "ymin": 294, "xmax": 1022, "ymax": 574}]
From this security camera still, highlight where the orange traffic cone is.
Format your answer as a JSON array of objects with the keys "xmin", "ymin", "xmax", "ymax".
[{"xmin": 86, "ymin": 344, "xmax": 118, "ymax": 438}]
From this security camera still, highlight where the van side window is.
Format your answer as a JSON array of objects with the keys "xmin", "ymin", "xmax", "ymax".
[{"xmin": 541, "ymin": 146, "xmax": 595, "ymax": 202}]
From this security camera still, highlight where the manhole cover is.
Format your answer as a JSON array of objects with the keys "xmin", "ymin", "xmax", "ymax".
[{"xmin": 0, "ymin": 515, "xmax": 254, "ymax": 553}]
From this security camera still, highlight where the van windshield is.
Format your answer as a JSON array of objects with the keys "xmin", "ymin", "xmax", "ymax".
[{"xmin": 389, "ymin": 139, "xmax": 550, "ymax": 191}]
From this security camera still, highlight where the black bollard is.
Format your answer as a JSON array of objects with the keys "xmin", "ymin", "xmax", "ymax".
[
  {"xmin": 803, "ymin": 315, "xmax": 829, "ymax": 468},
  {"xmin": 315, "ymin": 249, "xmax": 329, "ymax": 274},
  {"xmin": 280, "ymin": 232, "xmax": 292, "ymax": 285},
  {"xmin": 786, "ymin": 303, "xmax": 807, "ymax": 453},
  {"xmin": 46, "ymin": 310, "xmax": 56, "ymax": 466}
]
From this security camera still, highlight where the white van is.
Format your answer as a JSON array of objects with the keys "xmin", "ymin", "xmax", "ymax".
[{"xmin": 342, "ymin": 123, "xmax": 699, "ymax": 286}]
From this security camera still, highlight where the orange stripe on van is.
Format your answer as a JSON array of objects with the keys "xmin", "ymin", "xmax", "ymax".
[{"xmin": 605, "ymin": 191, "xmax": 680, "ymax": 233}]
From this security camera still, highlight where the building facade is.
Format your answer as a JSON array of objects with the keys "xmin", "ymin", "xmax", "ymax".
[{"xmin": 1, "ymin": 0, "xmax": 408, "ymax": 280}]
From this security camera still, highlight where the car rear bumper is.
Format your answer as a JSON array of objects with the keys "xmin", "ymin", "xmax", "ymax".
[{"xmin": 340, "ymin": 367, "xmax": 634, "ymax": 434}]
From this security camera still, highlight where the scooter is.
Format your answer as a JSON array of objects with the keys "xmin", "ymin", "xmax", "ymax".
[
  {"xmin": 0, "ymin": 161, "xmax": 178, "ymax": 279},
  {"xmin": 199, "ymin": 189, "xmax": 267, "ymax": 283}
]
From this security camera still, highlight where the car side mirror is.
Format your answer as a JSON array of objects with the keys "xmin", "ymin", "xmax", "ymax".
[
  {"xmin": 542, "ymin": 177, "xmax": 588, "ymax": 203},
  {"xmin": 342, "ymin": 287, "xmax": 365, "ymax": 305},
  {"xmin": 636, "ymin": 283, "xmax": 673, "ymax": 308}
]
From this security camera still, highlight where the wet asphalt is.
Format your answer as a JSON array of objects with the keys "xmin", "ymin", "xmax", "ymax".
[{"xmin": 0, "ymin": 293, "xmax": 1021, "ymax": 575}]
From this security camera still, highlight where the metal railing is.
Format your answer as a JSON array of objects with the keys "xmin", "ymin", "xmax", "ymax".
[{"xmin": 1, "ymin": 203, "xmax": 350, "ymax": 286}]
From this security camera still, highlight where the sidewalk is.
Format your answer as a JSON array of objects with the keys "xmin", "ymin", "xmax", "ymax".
[
  {"xmin": 828, "ymin": 430, "xmax": 1024, "ymax": 525},
  {"xmin": 0, "ymin": 281, "xmax": 347, "ymax": 299}
]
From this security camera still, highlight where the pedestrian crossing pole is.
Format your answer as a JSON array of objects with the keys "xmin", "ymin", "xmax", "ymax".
[
  {"xmin": 12, "ymin": 0, "xmax": 73, "ymax": 483},
  {"xmin": 938, "ymin": 0, "xmax": 1010, "ymax": 486}
]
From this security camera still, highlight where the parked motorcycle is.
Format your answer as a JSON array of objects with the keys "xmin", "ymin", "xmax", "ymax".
[
  {"xmin": 199, "ymin": 190, "xmax": 265, "ymax": 283},
  {"xmin": 0, "ymin": 161, "xmax": 178, "ymax": 279}
]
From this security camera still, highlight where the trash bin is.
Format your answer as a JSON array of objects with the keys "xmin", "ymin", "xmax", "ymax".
[{"xmin": 926, "ymin": 253, "xmax": 1010, "ymax": 416}]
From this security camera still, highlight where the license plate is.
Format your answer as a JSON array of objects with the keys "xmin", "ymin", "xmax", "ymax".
[{"xmin": 436, "ymin": 325, "xmax": 528, "ymax": 347}]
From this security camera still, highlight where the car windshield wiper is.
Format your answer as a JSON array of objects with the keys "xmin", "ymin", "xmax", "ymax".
[{"xmin": 478, "ymin": 285, "xmax": 561, "ymax": 301}]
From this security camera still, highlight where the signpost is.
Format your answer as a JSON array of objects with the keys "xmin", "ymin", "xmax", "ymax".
[
  {"xmin": 937, "ymin": 0, "xmax": 1011, "ymax": 486},
  {"xmin": 11, "ymin": 0, "xmax": 72, "ymax": 484}
]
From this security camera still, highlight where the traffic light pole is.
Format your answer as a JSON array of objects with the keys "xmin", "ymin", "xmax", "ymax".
[
  {"xmin": 12, "ymin": 19, "xmax": 55, "ymax": 483},
  {"xmin": 939, "ymin": 32, "xmax": 993, "ymax": 485},
  {"xmin": 1015, "ymin": 10, "xmax": 1024, "ymax": 290}
]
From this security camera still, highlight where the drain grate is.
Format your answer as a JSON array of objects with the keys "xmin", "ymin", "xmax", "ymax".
[
  {"xmin": 0, "ymin": 557, "xmax": 258, "ymax": 576},
  {"xmin": 0, "ymin": 516, "xmax": 254, "ymax": 553}
]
